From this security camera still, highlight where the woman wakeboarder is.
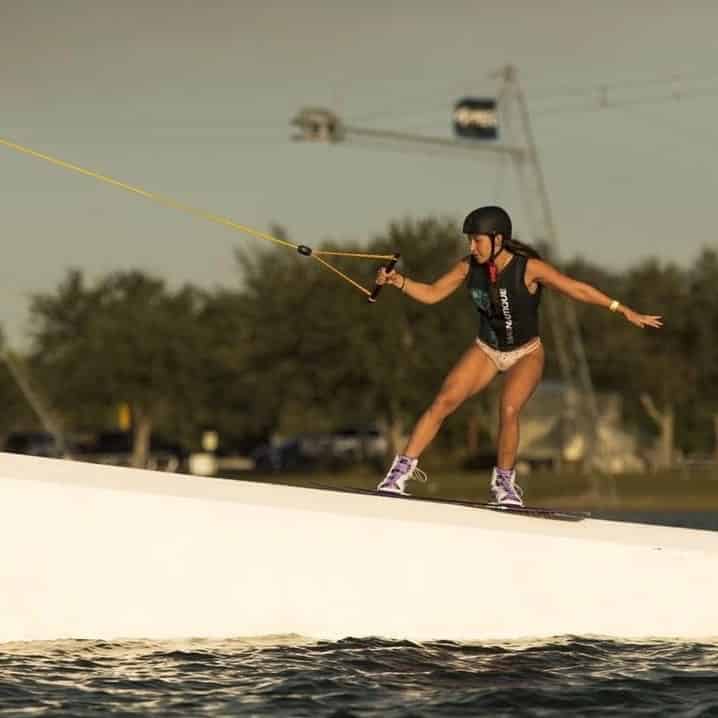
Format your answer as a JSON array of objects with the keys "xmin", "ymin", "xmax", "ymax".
[{"xmin": 375, "ymin": 206, "xmax": 663, "ymax": 506}]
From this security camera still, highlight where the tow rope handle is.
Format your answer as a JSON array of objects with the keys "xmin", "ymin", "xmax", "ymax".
[{"xmin": 368, "ymin": 253, "xmax": 400, "ymax": 303}]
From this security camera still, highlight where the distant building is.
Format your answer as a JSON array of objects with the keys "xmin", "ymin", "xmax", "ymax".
[{"xmin": 512, "ymin": 381, "xmax": 646, "ymax": 473}]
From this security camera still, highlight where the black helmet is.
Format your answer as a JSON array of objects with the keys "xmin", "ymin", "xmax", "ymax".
[{"xmin": 462, "ymin": 206, "xmax": 512, "ymax": 239}]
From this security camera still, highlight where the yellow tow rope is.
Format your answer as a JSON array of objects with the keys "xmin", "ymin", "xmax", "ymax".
[{"xmin": 0, "ymin": 137, "xmax": 397, "ymax": 298}]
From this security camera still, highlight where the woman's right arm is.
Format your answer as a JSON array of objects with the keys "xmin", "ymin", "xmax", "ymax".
[{"xmin": 377, "ymin": 259, "xmax": 469, "ymax": 304}]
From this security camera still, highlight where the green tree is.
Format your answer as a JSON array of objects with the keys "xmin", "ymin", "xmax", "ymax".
[
  {"xmin": 567, "ymin": 256, "xmax": 694, "ymax": 464},
  {"xmin": 29, "ymin": 269, "xmax": 210, "ymax": 466},
  {"xmin": 192, "ymin": 287, "xmax": 268, "ymax": 452},
  {"xmin": 684, "ymin": 247, "xmax": 718, "ymax": 455}
]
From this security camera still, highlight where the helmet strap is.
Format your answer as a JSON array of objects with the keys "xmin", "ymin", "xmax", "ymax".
[{"xmin": 487, "ymin": 234, "xmax": 504, "ymax": 284}]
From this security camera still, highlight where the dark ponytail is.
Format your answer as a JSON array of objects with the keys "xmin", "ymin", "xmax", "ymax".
[{"xmin": 503, "ymin": 236, "xmax": 541, "ymax": 260}]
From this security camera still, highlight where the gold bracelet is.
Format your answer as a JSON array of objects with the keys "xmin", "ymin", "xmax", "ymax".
[{"xmin": 609, "ymin": 299, "xmax": 620, "ymax": 312}]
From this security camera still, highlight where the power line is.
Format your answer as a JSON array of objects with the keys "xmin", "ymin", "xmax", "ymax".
[
  {"xmin": 345, "ymin": 69, "xmax": 718, "ymax": 126},
  {"xmin": 527, "ymin": 68, "xmax": 718, "ymax": 102},
  {"xmin": 532, "ymin": 84, "xmax": 718, "ymax": 117}
]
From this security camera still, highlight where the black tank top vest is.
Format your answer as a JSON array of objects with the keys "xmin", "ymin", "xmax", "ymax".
[{"xmin": 466, "ymin": 254, "xmax": 541, "ymax": 350}]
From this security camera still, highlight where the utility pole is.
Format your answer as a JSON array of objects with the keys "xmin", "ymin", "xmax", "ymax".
[{"xmin": 291, "ymin": 64, "xmax": 605, "ymax": 470}]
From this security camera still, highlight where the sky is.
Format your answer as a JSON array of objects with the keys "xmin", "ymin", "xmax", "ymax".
[{"xmin": 3, "ymin": 0, "xmax": 718, "ymax": 347}]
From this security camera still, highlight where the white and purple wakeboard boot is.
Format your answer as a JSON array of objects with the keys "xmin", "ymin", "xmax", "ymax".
[
  {"xmin": 376, "ymin": 454, "xmax": 425, "ymax": 495},
  {"xmin": 490, "ymin": 467, "xmax": 524, "ymax": 507}
]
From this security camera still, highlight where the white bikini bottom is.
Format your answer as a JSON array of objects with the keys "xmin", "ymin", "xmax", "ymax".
[{"xmin": 475, "ymin": 337, "xmax": 542, "ymax": 372}]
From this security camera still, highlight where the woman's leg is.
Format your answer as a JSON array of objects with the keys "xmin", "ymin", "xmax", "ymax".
[
  {"xmin": 496, "ymin": 343, "xmax": 545, "ymax": 469},
  {"xmin": 403, "ymin": 343, "xmax": 499, "ymax": 458}
]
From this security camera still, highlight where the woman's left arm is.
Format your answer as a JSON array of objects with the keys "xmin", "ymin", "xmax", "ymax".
[{"xmin": 527, "ymin": 258, "xmax": 663, "ymax": 329}]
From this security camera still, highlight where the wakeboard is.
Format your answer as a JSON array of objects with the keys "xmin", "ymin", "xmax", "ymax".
[{"xmin": 307, "ymin": 482, "xmax": 588, "ymax": 522}]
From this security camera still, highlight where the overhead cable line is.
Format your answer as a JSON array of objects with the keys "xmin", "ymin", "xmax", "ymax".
[
  {"xmin": 344, "ymin": 70, "xmax": 718, "ymax": 125},
  {"xmin": 532, "ymin": 84, "xmax": 718, "ymax": 116},
  {"xmin": 526, "ymin": 68, "xmax": 718, "ymax": 103}
]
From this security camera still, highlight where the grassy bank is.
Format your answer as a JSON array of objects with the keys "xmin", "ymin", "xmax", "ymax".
[{"xmin": 243, "ymin": 466, "xmax": 718, "ymax": 512}]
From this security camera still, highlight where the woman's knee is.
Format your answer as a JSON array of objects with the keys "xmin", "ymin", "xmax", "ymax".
[
  {"xmin": 431, "ymin": 392, "xmax": 463, "ymax": 419},
  {"xmin": 499, "ymin": 402, "xmax": 521, "ymax": 425}
]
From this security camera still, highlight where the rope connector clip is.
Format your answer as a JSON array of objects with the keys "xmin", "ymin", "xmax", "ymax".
[{"xmin": 297, "ymin": 245, "xmax": 313, "ymax": 256}]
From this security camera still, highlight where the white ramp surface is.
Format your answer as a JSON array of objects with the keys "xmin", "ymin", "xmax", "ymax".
[{"xmin": 1, "ymin": 452, "xmax": 717, "ymax": 643}]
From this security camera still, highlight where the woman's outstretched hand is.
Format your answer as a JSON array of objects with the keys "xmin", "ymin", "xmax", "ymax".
[
  {"xmin": 377, "ymin": 267, "xmax": 403, "ymax": 288},
  {"xmin": 621, "ymin": 307, "xmax": 663, "ymax": 329}
]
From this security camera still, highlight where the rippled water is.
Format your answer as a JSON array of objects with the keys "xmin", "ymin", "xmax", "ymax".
[
  {"xmin": 3, "ymin": 512, "xmax": 718, "ymax": 716},
  {"xmin": 3, "ymin": 636, "xmax": 718, "ymax": 717}
]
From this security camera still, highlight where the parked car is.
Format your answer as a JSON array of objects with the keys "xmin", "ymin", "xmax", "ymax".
[
  {"xmin": 252, "ymin": 427, "xmax": 387, "ymax": 472},
  {"xmin": 3, "ymin": 431, "xmax": 66, "ymax": 458},
  {"xmin": 73, "ymin": 430, "xmax": 188, "ymax": 472}
]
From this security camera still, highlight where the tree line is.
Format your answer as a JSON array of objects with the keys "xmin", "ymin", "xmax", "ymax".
[{"xmin": 1, "ymin": 216, "xmax": 716, "ymax": 468}]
